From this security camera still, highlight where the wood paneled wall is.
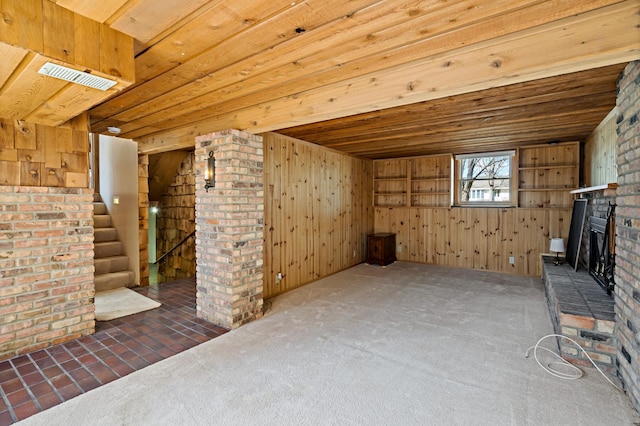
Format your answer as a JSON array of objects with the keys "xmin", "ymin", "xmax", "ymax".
[
  {"xmin": 138, "ymin": 154, "xmax": 150, "ymax": 286},
  {"xmin": 0, "ymin": 114, "xmax": 89, "ymax": 187},
  {"xmin": 263, "ymin": 133, "xmax": 373, "ymax": 298},
  {"xmin": 157, "ymin": 153, "xmax": 195, "ymax": 282},
  {"xmin": 374, "ymin": 207, "xmax": 571, "ymax": 277},
  {"xmin": 584, "ymin": 108, "xmax": 617, "ymax": 186}
]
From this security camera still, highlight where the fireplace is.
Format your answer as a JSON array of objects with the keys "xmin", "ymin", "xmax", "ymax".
[{"xmin": 588, "ymin": 204, "xmax": 616, "ymax": 295}]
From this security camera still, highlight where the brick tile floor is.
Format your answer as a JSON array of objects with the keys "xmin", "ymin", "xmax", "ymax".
[{"xmin": 0, "ymin": 278, "xmax": 227, "ymax": 424}]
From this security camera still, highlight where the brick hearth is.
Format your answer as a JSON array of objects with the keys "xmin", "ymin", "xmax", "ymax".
[{"xmin": 542, "ymin": 256, "xmax": 616, "ymax": 374}]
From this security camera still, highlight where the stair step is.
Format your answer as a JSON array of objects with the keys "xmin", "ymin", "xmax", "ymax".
[
  {"xmin": 94, "ymin": 255, "xmax": 129, "ymax": 275},
  {"xmin": 94, "ymin": 271, "xmax": 135, "ymax": 292},
  {"xmin": 94, "ymin": 214, "xmax": 111, "ymax": 228},
  {"xmin": 92, "ymin": 195, "xmax": 136, "ymax": 290},
  {"xmin": 95, "ymin": 241, "xmax": 124, "ymax": 258},
  {"xmin": 94, "ymin": 227, "xmax": 118, "ymax": 243},
  {"xmin": 94, "ymin": 202, "xmax": 107, "ymax": 215}
]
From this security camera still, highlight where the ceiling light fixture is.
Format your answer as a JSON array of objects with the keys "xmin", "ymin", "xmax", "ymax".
[
  {"xmin": 38, "ymin": 62, "xmax": 117, "ymax": 91},
  {"xmin": 107, "ymin": 126, "xmax": 121, "ymax": 134}
]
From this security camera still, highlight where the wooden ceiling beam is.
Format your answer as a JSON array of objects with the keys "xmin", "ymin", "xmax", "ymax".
[
  {"xmin": 136, "ymin": 2, "xmax": 639, "ymax": 153},
  {"xmin": 350, "ymin": 129, "xmax": 591, "ymax": 159},
  {"xmin": 95, "ymin": 0, "xmax": 622, "ymax": 136},
  {"xmin": 108, "ymin": 0, "xmax": 212, "ymax": 44},
  {"xmin": 329, "ymin": 111, "xmax": 609, "ymax": 149},
  {"xmin": 322, "ymin": 110, "xmax": 607, "ymax": 154},
  {"xmin": 117, "ymin": 0, "xmax": 298, "ymax": 83},
  {"xmin": 90, "ymin": 0, "xmax": 383, "ymax": 123},
  {"xmin": 286, "ymin": 92, "xmax": 616, "ymax": 143},
  {"xmin": 52, "ymin": 0, "xmax": 130, "ymax": 24},
  {"xmin": 281, "ymin": 66, "xmax": 622, "ymax": 136},
  {"xmin": 0, "ymin": 54, "xmax": 67, "ymax": 120},
  {"xmin": 95, "ymin": 0, "xmax": 539, "ymax": 127},
  {"xmin": 0, "ymin": 44, "xmax": 29, "ymax": 87}
]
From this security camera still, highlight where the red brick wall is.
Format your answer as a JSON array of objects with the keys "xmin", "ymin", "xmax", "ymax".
[
  {"xmin": 0, "ymin": 186, "xmax": 95, "ymax": 360},
  {"xmin": 615, "ymin": 60, "xmax": 640, "ymax": 412},
  {"xmin": 194, "ymin": 130, "xmax": 263, "ymax": 329}
]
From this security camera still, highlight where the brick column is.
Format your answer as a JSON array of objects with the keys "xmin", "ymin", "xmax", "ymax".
[
  {"xmin": 615, "ymin": 60, "xmax": 640, "ymax": 413},
  {"xmin": 194, "ymin": 130, "xmax": 263, "ymax": 329}
]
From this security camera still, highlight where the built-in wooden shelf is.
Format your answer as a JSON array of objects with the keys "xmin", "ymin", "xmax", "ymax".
[
  {"xmin": 518, "ymin": 164, "xmax": 576, "ymax": 171},
  {"xmin": 373, "ymin": 154, "xmax": 452, "ymax": 208},
  {"xmin": 570, "ymin": 183, "xmax": 618, "ymax": 194},
  {"xmin": 373, "ymin": 142, "xmax": 581, "ymax": 210},
  {"xmin": 517, "ymin": 142, "xmax": 580, "ymax": 209},
  {"xmin": 518, "ymin": 187, "xmax": 578, "ymax": 192},
  {"xmin": 413, "ymin": 191, "xmax": 449, "ymax": 195}
]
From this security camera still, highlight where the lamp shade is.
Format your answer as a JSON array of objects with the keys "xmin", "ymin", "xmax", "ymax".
[{"xmin": 550, "ymin": 238, "xmax": 565, "ymax": 253}]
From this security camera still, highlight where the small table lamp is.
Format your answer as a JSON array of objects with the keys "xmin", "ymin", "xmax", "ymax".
[{"xmin": 550, "ymin": 238, "xmax": 565, "ymax": 266}]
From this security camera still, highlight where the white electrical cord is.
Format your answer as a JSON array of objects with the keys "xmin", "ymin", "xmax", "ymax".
[{"xmin": 525, "ymin": 334, "xmax": 622, "ymax": 392}]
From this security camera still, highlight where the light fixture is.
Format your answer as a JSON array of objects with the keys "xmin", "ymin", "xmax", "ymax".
[
  {"xmin": 107, "ymin": 126, "xmax": 121, "ymax": 134},
  {"xmin": 549, "ymin": 238, "xmax": 565, "ymax": 266},
  {"xmin": 204, "ymin": 151, "xmax": 215, "ymax": 191}
]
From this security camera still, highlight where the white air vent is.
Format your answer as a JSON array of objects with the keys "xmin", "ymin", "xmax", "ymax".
[{"xmin": 37, "ymin": 62, "xmax": 117, "ymax": 91}]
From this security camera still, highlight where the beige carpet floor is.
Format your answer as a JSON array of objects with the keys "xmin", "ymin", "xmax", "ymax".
[
  {"xmin": 94, "ymin": 287, "xmax": 161, "ymax": 321},
  {"xmin": 21, "ymin": 262, "xmax": 638, "ymax": 425}
]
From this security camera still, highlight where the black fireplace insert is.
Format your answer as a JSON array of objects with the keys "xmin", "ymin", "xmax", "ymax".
[{"xmin": 588, "ymin": 204, "xmax": 616, "ymax": 295}]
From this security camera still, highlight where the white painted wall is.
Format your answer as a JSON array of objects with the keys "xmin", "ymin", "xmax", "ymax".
[{"xmin": 99, "ymin": 135, "xmax": 140, "ymax": 284}]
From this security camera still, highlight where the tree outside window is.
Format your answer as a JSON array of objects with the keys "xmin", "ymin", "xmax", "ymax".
[{"xmin": 457, "ymin": 152, "xmax": 513, "ymax": 205}]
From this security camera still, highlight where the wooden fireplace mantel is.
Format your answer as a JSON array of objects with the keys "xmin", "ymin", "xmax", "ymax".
[{"xmin": 570, "ymin": 183, "xmax": 618, "ymax": 194}]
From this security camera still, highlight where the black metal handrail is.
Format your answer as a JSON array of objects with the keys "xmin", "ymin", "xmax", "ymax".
[{"xmin": 154, "ymin": 230, "xmax": 196, "ymax": 264}]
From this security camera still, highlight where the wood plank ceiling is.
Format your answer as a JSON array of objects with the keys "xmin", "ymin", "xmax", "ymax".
[
  {"xmin": 34, "ymin": 1, "xmax": 640, "ymax": 158},
  {"xmin": 279, "ymin": 64, "xmax": 626, "ymax": 158}
]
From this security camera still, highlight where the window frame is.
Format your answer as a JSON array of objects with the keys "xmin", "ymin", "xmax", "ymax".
[{"xmin": 454, "ymin": 150, "xmax": 515, "ymax": 207}]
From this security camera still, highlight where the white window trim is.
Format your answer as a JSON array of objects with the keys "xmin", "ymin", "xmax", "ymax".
[{"xmin": 455, "ymin": 151, "xmax": 515, "ymax": 207}]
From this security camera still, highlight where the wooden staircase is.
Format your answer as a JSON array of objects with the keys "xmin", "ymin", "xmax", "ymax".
[{"xmin": 93, "ymin": 194, "xmax": 135, "ymax": 291}]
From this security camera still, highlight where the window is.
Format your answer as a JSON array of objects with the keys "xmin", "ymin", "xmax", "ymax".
[
  {"xmin": 455, "ymin": 151, "xmax": 514, "ymax": 206},
  {"xmin": 470, "ymin": 189, "xmax": 486, "ymax": 200}
]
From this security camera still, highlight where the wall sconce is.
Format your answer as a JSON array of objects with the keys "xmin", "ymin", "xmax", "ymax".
[
  {"xmin": 549, "ymin": 238, "xmax": 565, "ymax": 266},
  {"xmin": 204, "ymin": 151, "xmax": 215, "ymax": 191}
]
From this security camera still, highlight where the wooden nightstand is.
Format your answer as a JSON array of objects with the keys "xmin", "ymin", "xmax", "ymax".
[{"xmin": 366, "ymin": 233, "xmax": 397, "ymax": 266}]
